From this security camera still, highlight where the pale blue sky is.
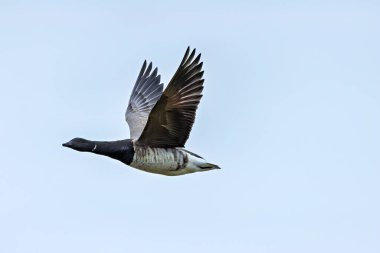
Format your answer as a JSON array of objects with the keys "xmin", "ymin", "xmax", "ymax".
[{"xmin": 1, "ymin": 1, "xmax": 379, "ymax": 252}]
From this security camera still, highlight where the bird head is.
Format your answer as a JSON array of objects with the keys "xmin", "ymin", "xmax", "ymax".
[{"xmin": 62, "ymin": 138, "xmax": 95, "ymax": 152}]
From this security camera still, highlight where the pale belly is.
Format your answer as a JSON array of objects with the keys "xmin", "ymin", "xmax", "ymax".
[{"xmin": 129, "ymin": 146, "xmax": 203, "ymax": 176}]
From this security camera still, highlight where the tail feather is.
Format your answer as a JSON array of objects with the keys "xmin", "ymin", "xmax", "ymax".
[
  {"xmin": 183, "ymin": 149, "xmax": 220, "ymax": 171},
  {"xmin": 199, "ymin": 163, "xmax": 221, "ymax": 170}
]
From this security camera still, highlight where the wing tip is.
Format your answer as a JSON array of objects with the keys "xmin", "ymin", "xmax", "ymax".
[{"xmin": 181, "ymin": 47, "xmax": 202, "ymax": 67}]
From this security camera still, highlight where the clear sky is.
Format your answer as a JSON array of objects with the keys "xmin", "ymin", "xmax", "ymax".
[{"xmin": 1, "ymin": 1, "xmax": 379, "ymax": 252}]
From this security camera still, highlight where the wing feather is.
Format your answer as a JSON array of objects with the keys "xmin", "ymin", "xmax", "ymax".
[
  {"xmin": 125, "ymin": 61, "xmax": 163, "ymax": 140},
  {"xmin": 136, "ymin": 47, "xmax": 204, "ymax": 147}
]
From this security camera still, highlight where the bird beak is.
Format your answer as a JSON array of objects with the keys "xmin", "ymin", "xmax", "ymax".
[{"xmin": 62, "ymin": 141, "xmax": 71, "ymax": 148}]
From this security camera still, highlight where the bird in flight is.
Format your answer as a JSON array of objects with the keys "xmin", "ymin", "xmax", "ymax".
[{"xmin": 63, "ymin": 47, "xmax": 220, "ymax": 176}]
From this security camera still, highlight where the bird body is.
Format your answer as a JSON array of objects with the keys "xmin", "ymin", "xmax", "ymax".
[
  {"xmin": 63, "ymin": 47, "xmax": 220, "ymax": 176},
  {"xmin": 131, "ymin": 144, "xmax": 218, "ymax": 176}
]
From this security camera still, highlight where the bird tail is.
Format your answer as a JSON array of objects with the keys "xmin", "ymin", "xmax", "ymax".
[
  {"xmin": 199, "ymin": 162, "xmax": 221, "ymax": 170},
  {"xmin": 183, "ymin": 149, "xmax": 221, "ymax": 171}
]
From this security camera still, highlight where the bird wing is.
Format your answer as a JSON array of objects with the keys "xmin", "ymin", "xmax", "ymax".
[
  {"xmin": 125, "ymin": 61, "xmax": 163, "ymax": 140},
  {"xmin": 136, "ymin": 47, "xmax": 204, "ymax": 148}
]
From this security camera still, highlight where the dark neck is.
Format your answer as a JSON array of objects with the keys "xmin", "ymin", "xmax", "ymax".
[
  {"xmin": 91, "ymin": 139, "xmax": 135, "ymax": 165},
  {"xmin": 64, "ymin": 138, "xmax": 135, "ymax": 165}
]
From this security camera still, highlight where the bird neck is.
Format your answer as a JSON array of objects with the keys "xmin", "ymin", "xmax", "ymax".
[{"xmin": 92, "ymin": 139, "xmax": 135, "ymax": 165}]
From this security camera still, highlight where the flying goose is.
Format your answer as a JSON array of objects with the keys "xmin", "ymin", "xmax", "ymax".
[{"xmin": 63, "ymin": 47, "xmax": 220, "ymax": 176}]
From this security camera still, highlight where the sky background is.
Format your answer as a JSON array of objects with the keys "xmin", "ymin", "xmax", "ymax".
[{"xmin": 1, "ymin": 1, "xmax": 379, "ymax": 252}]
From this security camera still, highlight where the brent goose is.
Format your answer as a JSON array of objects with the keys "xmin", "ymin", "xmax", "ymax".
[{"xmin": 63, "ymin": 47, "xmax": 220, "ymax": 176}]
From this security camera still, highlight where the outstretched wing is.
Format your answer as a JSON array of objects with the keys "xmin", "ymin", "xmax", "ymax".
[
  {"xmin": 136, "ymin": 47, "xmax": 204, "ymax": 148},
  {"xmin": 125, "ymin": 61, "xmax": 163, "ymax": 140}
]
